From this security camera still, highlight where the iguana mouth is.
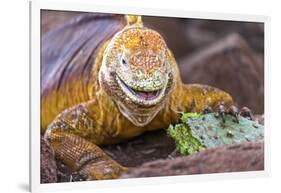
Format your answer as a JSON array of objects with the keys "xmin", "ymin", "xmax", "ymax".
[{"xmin": 116, "ymin": 75, "xmax": 165, "ymax": 105}]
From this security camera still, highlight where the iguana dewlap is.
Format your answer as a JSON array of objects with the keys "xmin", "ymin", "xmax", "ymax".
[{"xmin": 42, "ymin": 15, "xmax": 233, "ymax": 180}]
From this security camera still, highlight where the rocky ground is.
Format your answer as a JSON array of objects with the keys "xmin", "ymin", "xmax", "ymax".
[
  {"xmin": 121, "ymin": 142, "xmax": 264, "ymax": 178},
  {"xmin": 41, "ymin": 124, "xmax": 264, "ymax": 183},
  {"xmin": 40, "ymin": 115, "xmax": 264, "ymax": 183},
  {"xmin": 40, "ymin": 137, "xmax": 57, "ymax": 183}
]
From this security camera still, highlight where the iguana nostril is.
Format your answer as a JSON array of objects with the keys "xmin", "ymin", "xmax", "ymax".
[
  {"xmin": 122, "ymin": 58, "xmax": 127, "ymax": 65},
  {"xmin": 135, "ymin": 69, "xmax": 144, "ymax": 78}
]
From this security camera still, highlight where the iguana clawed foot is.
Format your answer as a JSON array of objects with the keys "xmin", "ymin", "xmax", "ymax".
[
  {"xmin": 79, "ymin": 159, "xmax": 128, "ymax": 180},
  {"xmin": 203, "ymin": 103, "xmax": 253, "ymax": 123},
  {"xmin": 239, "ymin": 106, "xmax": 254, "ymax": 120}
]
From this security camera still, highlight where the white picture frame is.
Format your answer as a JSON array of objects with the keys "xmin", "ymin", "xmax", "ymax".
[{"xmin": 30, "ymin": 0, "xmax": 270, "ymax": 192}]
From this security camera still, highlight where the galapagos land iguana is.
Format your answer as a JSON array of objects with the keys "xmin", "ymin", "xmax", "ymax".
[{"xmin": 42, "ymin": 14, "xmax": 236, "ymax": 180}]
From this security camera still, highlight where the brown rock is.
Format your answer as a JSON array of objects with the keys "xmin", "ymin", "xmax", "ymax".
[
  {"xmin": 121, "ymin": 142, "xmax": 264, "ymax": 178},
  {"xmin": 102, "ymin": 129, "xmax": 177, "ymax": 167},
  {"xmin": 40, "ymin": 137, "xmax": 57, "ymax": 183},
  {"xmin": 183, "ymin": 20, "xmax": 264, "ymax": 56},
  {"xmin": 41, "ymin": 10, "xmax": 81, "ymax": 34},
  {"xmin": 179, "ymin": 33, "xmax": 264, "ymax": 114}
]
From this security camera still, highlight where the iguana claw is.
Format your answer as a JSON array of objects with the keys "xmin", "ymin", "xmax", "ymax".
[
  {"xmin": 239, "ymin": 106, "xmax": 254, "ymax": 120},
  {"xmin": 203, "ymin": 103, "xmax": 241, "ymax": 123}
]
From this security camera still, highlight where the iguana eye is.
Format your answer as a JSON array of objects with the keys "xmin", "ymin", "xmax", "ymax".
[{"xmin": 120, "ymin": 55, "xmax": 129, "ymax": 67}]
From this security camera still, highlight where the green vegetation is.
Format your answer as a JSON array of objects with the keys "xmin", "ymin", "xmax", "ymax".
[{"xmin": 167, "ymin": 113, "xmax": 264, "ymax": 155}]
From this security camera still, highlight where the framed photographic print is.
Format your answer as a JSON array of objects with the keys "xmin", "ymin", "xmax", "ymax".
[{"xmin": 30, "ymin": 0, "xmax": 270, "ymax": 192}]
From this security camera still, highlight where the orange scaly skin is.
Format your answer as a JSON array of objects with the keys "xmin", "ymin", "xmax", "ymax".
[{"xmin": 42, "ymin": 15, "xmax": 233, "ymax": 180}]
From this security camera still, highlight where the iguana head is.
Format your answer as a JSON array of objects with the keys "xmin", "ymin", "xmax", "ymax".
[{"xmin": 99, "ymin": 24, "xmax": 175, "ymax": 127}]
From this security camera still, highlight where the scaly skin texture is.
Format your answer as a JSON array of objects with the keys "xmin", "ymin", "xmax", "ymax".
[{"xmin": 42, "ymin": 15, "xmax": 233, "ymax": 180}]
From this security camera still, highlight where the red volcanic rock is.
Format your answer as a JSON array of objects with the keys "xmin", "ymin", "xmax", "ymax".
[
  {"xmin": 121, "ymin": 142, "xmax": 264, "ymax": 178},
  {"xmin": 40, "ymin": 137, "xmax": 57, "ymax": 183},
  {"xmin": 179, "ymin": 34, "xmax": 264, "ymax": 114}
]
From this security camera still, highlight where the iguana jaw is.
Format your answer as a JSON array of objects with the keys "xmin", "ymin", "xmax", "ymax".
[
  {"xmin": 116, "ymin": 74, "xmax": 167, "ymax": 106},
  {"xmin": 116, "ymin": 99, "xmax": 166, "ymax": 127},
  {"xmin": 99, "ymin": 66, "xmax": 173, "ymax": 127}
]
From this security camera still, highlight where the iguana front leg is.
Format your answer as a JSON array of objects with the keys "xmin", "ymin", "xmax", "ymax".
[
  {"xmin": 176, "ymin": 84, "xmax": 253, "ymax": 123},
  {"xmin": 44, "ymin": 102, "xmax": 127, "ymax": 180},
  {"xmin": 171, "ymin": 83, "xmax": 234, "ymax": 115}
]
